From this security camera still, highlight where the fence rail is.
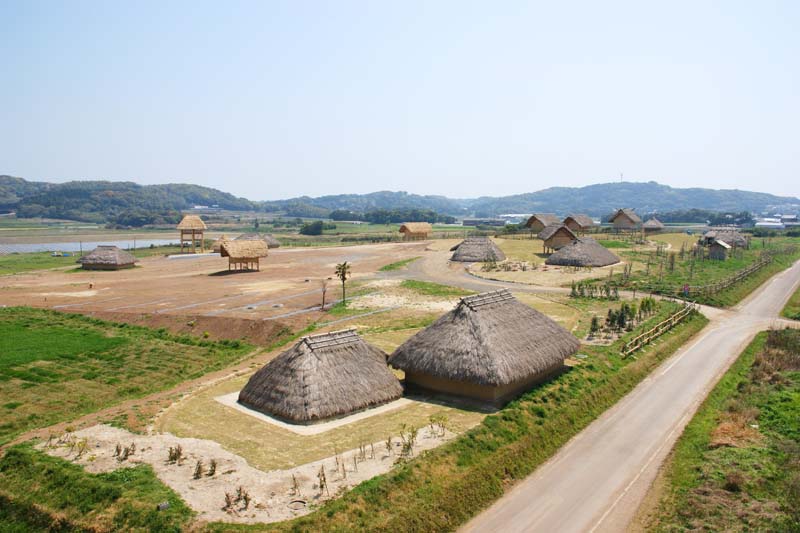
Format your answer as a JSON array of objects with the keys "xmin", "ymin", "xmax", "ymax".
[{"xmin": 621, "ymin": 303, "xmax": 696, "ymax": 357}]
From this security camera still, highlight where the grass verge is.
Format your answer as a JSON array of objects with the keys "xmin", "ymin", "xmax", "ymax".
[
  {"xmin": 378, "ymin": 257, "xmax": 421, "ymax": 271},
  {"xmin": 781, "ymin": 283, "xmax": 800, "ymax": 320},
  {"xmin": 647, "ymin": 329, "xmax": 800, "ymax": 531},
  {"xmin": 701, "ymin": 250, "xmax": 800, "ymax": 307}
]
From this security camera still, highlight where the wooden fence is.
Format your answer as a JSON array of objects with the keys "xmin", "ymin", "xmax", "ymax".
[
  {"xmin": 621, "ymin": 303, "xmax": 697, "ymax": 357},
  {"xmin": 681, "ymin": 254, "xmax": 772, "ymax": 297}
]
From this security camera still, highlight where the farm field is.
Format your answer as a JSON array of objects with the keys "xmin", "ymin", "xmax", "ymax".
[{"xmin": 642, "ymin": 329, "xmax": 800, "ymax": 531}]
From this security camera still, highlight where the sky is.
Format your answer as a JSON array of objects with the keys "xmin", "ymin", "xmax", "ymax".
[{"xmin": 1, "ymin": 1, "xmax": 799, "ymax": 201}]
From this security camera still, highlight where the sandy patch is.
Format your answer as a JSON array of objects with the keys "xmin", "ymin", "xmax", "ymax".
[
  {"xmin": 42, "ymin": 423, "xmax": 454, "ymax": 524},
  {"xmin": 39, "ymin": 290, "xmax": 99, "ymax": 298},
  {"xmin": 351, "ymin": 292, "xmax": 458, "ymax": 312}
]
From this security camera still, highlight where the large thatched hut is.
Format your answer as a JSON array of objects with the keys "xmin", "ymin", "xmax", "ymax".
[
  {"xmin": 524, "ymin": 213, "xmax": 561, "ymax": 233},
  {"xmin": 399, "ymin": 222, "xmax": 432, "ymax": 241},
  {"xmin": 177, "ymin": 215, "xmax": 207, "ymax": 253},
  {"xmin": 545, "ymin": 238, "xmax": 620, "ymax": 267},
  {"xmin": 77, "ymin": 246, "xmax": 137, "ymax": 270},
  {"xmin": 220, "ymin": 240, "xmax": 269, "ymax": 271},
  {"xmin": 235, "ymin": 233, "xmax": 281, "ymax": 248},
  {"xmin": 643, "ymin": 217, "xmax": 665, "ymax": 233},
  {"xmin": 702, "ymin": 228, "xmax": 748, "ymax": 248},
  {"xmin": 450, "ymin": 237, "xmax": 506, "ymax": 262},
  {"xmin": 609, "ymin": 208, "xmax": 642, "ymax": 231},
  {"xmin": 389, "ymin": 289, "xmax": 580, "ymax": 404},
  {"xmin": 563, "ymin": 214, "xmax": 595, "ymax": 234},
  {"xmin": 238, "ymin": 329, "xmax": 402, "ymax": 424},
  {"xmin": 538, "ymin": 225, "xmax": 576, "ymax": 253}
]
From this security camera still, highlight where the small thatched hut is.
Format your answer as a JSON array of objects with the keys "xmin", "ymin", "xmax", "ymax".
[
  {"xmin": 235, "ymin": 233, "xmax": 281, "ymax": 249},
  {"xmin": 211, "ymin": 235, "xmax": 228, "ymax": 253},
  {"xmin": 450, "ymin": 237, "xmax": 506, "ymax": 262},
  {"xmin": 238, "ymin": 329, "xmax": 402, "ymax": 424},
  {"xmin": 609, "ymin": 208, "xmax": 642, "ymax": 231},
  {"xmin": 177, "ymin": 215, "xmax": 207, "ymax": 253},
  {"xmin": 389, "ymin": 289, "xmax": 580, "ymax": 404},
  {"xmin": 220, "ymin": 240, "xmax": 269, "ymax": 271},
  {"xmin": 77, "ymin": 245, "xmax": 137, "ymax": 270},
  {"xmin": 525, "ymin": 213, "xmax": 561, "ymax": 233},
  {"xmin": 538, "ymin": 225, "xmax": 577, "ymax": 253},
  {"xmin": 702, "ymin": 228, "xmax": 748, "ymax": 248},
  {"xmin": 643, "ymin": 217, "xmax": 665, "ymax": 233},
  {"xmin": 708, "ymin": 240, "xmax": 730, "ymax": 261},
  {"xmin": 563, "ymin": 214, "xmax": 595, "ymax": 234},
  {"xmin": 545, "ymin": 238, "xmax": 620, "ymax": 267},
  {"xmin": 399, "ymin": 222, "xmax": 432, "ymax": 241}
]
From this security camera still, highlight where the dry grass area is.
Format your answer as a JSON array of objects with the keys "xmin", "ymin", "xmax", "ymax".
[
  {"xmin": 494, "ymin": 237, "xmax": 547, "ymax": 264},
  {"xmin": 651, "ymin": 232, "xmax": 698, "ymax": 250}
]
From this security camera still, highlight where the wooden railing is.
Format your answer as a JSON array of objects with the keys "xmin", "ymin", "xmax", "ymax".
[
  {"xmin": 621, "ymin": 303, "xmax": 697, "ymax": 357},
  {"xmin": 681, "ymin": 254, "xmax": 772, "ymax": 297}
]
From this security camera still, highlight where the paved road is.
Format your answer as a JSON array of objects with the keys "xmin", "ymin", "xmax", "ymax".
[{"xmin": 459, "ymin": 258, "xmax": 800, "ymax": 533}]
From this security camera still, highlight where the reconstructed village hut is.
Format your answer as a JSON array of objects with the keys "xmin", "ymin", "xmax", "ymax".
[
  {"xmin": 545, "ymin": 237, "xmax": 620, "ymax": 267},
  {"xmin": 211, "ymin": 235, "xmax": 228, "ymax": 253},
  {"xmin": 524, "ymin": 213, "xmax": 561, "ymax": 233},
  {"xmin": 609, "ymin": 208, "xmax": 642, "ymax": 231},
  {"xmin": 77, "ymin": 245, "xmax": 136, "ymax": 270},
  {"xmin": 238, "ymin": 329, "xmax": 402, "ymax": 424},
  {"xmin": 220, "ymin": 240, "xmax": 269, "ymax": 271},
  {"xmin": 450, "ymin": 237, "xmax": 506, "ymax": 262},
  {"xmin": 235, "ymin": 233, "xmax": 281, "ymax": 248},
  {"xmin": 708, "ymin": 239, "xmax": 731, "ymax": 261},
  {"xmin": 702, "ymin": 228, "xmax": 748, "ymax": 248},
  {"xmin": 538, "ymin": 224, "xmax": 577, "ymax": 253},
  {"xmin": 389, "ymin": 289, "xmax": 580, "ymax": 404},
  {"xmin": 177, "ymin": 215, "xmax": 207, "ymax": 253},
  {"xmin": 399, "ymin": 222, "xmax": 432, "ymax": 241},
  {"xmin": 563, "ymin": 214, "xmax": 595, "ymax": 234},
  {"xmin": 642, "ymin": 217, "xmax": 665, "ymax": 233}
]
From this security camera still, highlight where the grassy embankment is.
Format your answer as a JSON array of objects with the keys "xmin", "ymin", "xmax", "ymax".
[
  {"xmin": 0, "ymin": 307, "xmax": 252, "ymax": 446},
  {"xmin": 782, "ymin": 284, "xmax": 800, "ymax": 320},
  {"xmin": 647, "ymin": 329, "xmax": 800, "ymax": 531},
  {"xmin": 378, "ymin": 257, "xmax": 421, "ymax": 271}
]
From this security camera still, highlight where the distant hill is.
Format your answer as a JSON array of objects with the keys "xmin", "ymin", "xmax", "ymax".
[{"xmin": 2, "ymin": 176, "xmax": 797, "ymax": 225}]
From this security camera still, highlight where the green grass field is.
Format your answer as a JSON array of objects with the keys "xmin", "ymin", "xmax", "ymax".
[
  {"xmin": 648, "ymin": 330, "xmax": 800, "ymax": 531},
  {"xmin": 0, "ymin": 307, "xmax": 252, "ymax": 445},
  {"xmin": 378, "ymin": 257, "xmax": 421, "ymax": 271},
  {"xmin": 399, "ymin": 279, "xmax": 474, "ymax": 297},
  {"xmin": 782, "ymin": 284, "xmax": 800, "ymax": 320}
]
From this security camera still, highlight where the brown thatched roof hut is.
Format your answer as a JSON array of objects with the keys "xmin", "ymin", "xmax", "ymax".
[
  {"xmin": 220, "ymin": 240, "xmax": 269, "ymax": 271},
  {"xmin": 177, "ymin": 215, "xmax": 207, "ymax": 253},
  {"xmin": 538, "ymin": 224, "xmax": 577, "ymax": 253},
  {"xmin": 563, "ymin": 214, "xmax": 595, "ymax": 233},
  {"xmin": 643, "ymin": 217, "xmax": 665, "ymax": 232},
  {"xmin": 702, "ymin": 228, "xmax": 748, "ymax": 248},
  {"xmin": 709, "ymin": 239, "xmax": 730, "ymax": 260},
  {"xmin": 235, "ymin": 233, "xmax": 281, "ymax": 248},
  {"xmin": 609, "ymin": 208, "xmax": 642, "ymax": 230},
  {"xmin": 399, "ymin": 222, "xmax": 432, "ymax": 241},
  {"xmin": 524, "ymin": 213, "xmax": 561, "ymax": 233},
  {"xmin": 78, "ymin": 246, "xmax": 137, "ymax": 270},
  {"xmin": 545, "ymin": 238, "xmax": 620, "ymax": 267},
  {"xmin": 212, "ymin": 235, "xmax": 228, "ymax": 253},
  {"xmin": 389, "ymin": 289, "xmax": 580, "ymax": 404},
  {"xmin": 450, "ymin": 237, "xmax": 506, "ymax": 262},
  {"xmin": 238, "ymin": 329, "xmax": 402, "ymax": 424}
]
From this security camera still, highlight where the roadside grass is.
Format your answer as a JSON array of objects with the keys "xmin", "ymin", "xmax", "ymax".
[
  {"xmin": 204, "ymin": 307, "xmax": 708, "ymax": 532},
  {"xmin": 781, "ymin": 284, "xmax": 800, "ymax": 320},
  {"xmin": 399, "ymin": 280, "xmax": 474, "ymax": 297},
  {"xmin": 0, "ymin": 444, "xmax": 192, "ymax": 532},
  {"xmin": 0, "ymin": 307, "xmax": 252, "ymax": 445},
  {"xmin": 378, "ymin": 257, "xmax": 421, "ymax": 271},
  {"xmin": 648, "ymin": 329, "xmax": 800, "ymax": 531},
  {"xmin": 702, "ymin": 250, "xmax": 800, "ymax": 308}
]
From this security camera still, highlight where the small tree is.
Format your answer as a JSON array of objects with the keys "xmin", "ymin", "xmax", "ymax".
[
  {"xmin": 335, "ymin": 262, "xmax": 351, "ymax": 304},
  {"xmin": 589, "ymin": 316, "xmax": 600, "ymax": 338},
  {"xmin": 320, "ymin": 278, "xmax": 329, "ymax": 310}
]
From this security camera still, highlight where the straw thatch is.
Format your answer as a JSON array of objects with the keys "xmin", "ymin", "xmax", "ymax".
[
  {"xmin": 643, "ymin": 217, "xmax": 665, "ymax": 230},
  {"xmin": 450, "ymin": 237, "xmax": 506, "ymax": 262},
  {"xmin": 389, "ymin": 289, "xmax": 580, "ymax": 403},
  {"xmin": 399, "ymin": 222, "xmax": 432, "ymax": 240},
  {"xmin": 525, "ymin": 213, "xmax": 561, "ymax": 232},
  {"xmin": 212, "ymin": 235, "xmax": 228, "ymax": 253},
  {"xmin": 77, "ymin": 246, "xmax": 137, "ymax": 270},
  {"xmin": 220, "ymin": 240, "xmax": 269, "ymax": 258},
  {"xmin": 538, "ymin": 224, "xmax": 575, "ymax": 241},
  {"xmin": 177, "ymin": 215, "xmax": 207, "ymax": 230},
  {"xmin": 703, "ymin": 228, "xmax": 748, "ymax": 248},
  {"xmin": 609, "ymin": 208, "xmax": 642, "ymax": 228},
  {"xmin": 545, "ymin": 238, "xmax": 620, "ymax": 267},
  {"xmin": 563, "ymin": 214, "xmax": 595, "ymax": 232},
  {"xmin": 238, "ymin": 329, "xmax": 402, "ymax": 423},
  {"xmin": 235, "ymin": 233, "xmax": 281, "ymax": 248}
]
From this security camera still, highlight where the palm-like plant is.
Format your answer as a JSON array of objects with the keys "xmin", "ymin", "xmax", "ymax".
[{"xmin": 335, "ymin": 261, "xmax": 351, "ymax": 304}]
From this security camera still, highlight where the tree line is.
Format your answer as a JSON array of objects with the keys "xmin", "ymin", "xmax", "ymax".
[{"xmin": 329, "ymin": 208, "xmax": 456, "ymax": 224}]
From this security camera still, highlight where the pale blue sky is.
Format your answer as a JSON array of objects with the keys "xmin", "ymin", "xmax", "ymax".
[{"xmin": 1, "ymin": 1, "xmax": 798, "ymax": 200}]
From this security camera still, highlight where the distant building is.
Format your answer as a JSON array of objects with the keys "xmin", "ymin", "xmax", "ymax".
[
  {"xmin": 708, "ymin": 240, "xmax": 731, "ymax": 261},
  {"xmin": 524, "ymin": 213, "xmax": 562, "ymax": 233},
  {"xmin": 563, "ymin": 214, "xmax": 595, "ymax": 234},
  {"xmin": 538, "ymin": 225, "xmax": 577, "ymax": 254},
  {"xmin": 399, "ymin": 222, "xmax": 432, "ymax": 240},
  {"xmin": 609, "ymin": 208, "xmax": 642, "ymax": 231},
  {"xmin": 462, "ymin": 219, "xmax": 506, "ymax": 227},
  {"xmin": 643, "ymin": 217, "xmax": 665, "ymax": 233}
]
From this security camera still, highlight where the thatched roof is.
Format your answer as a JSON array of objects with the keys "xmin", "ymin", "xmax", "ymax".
[
  {"xmin": 212, "ymin": 235, "xmax": 228, "ymax": 253},
  {"xmin": 643, "ymin": 217, "xmax": 665, "ymax": 229},
  {"xmin": 389, "ymin": 289, "xmax": 580, "ymax": 387},
  {"xmin": 220, "ymin": 240, "xmax": 269, "ymax": 259},
  {"xmin": 77, "ymin": 246, "xmax": 136, "ymax": 267},
  {"xmin": 564, "ymin": 214, "xmax": 595, "ymax": 228},
  {"xmin": 711, "ymin": 239, "xmax": 731, "ymax": 250},
  {"xmin": 177, "ymin": 214, "xmax": 207, "ymax": 230},
  {"xmin": 399, "ymin": 222, "xmax": 432, "ymax": 234},
  {"xmin": 704, "ymin": 229, "xmax": 748, "ymax": 247},
  {"xmin": 610, "ymin": 208, "xmax": 642, "ymax": 225},
  {"xmin": 451, "ymin": 237, "xmax": 506, "ymax": 262},
  {"xmin": 238, "ymin": 329, "xmax": 402, "ymax": 423},
  {"xmin": 525, "ymin": 213, "xmax": 561, "ymax": 228},
  {"xmin": 538, "ymin": 224, "xmax": 576, "ymax": 241},
  {"xmin": 545, "ymin": 238, "xmax": 620, "ymax": 267},
  {"xmin": 235, "ymin": 233, "xmax": 281, "ymax": 248}
]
